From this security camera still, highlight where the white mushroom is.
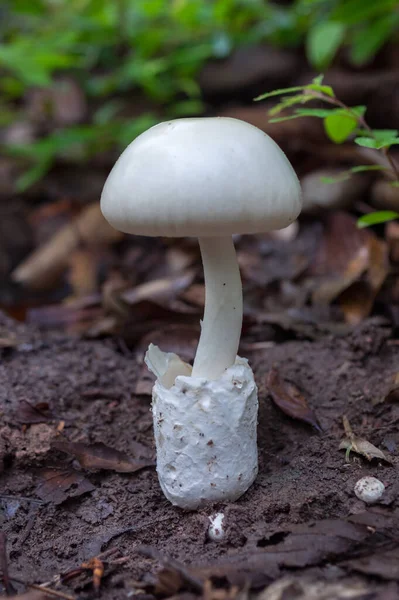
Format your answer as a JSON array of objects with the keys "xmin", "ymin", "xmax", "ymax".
[
  {"xmin": 101, "ymin": 117, "xmax": 302, "ymax": 508},
  {"xmin": 208, "ymin": 512, "xmax": 226, "ymax": 541}
]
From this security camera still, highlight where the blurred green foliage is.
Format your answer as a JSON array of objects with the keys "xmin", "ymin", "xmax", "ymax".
[{"xmin": 1, "ymin": 0, "xmax": 398, "ymax": 189}]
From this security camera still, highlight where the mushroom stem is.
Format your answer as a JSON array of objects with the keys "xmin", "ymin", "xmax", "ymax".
[{"xmin": 192, "ymin": 236, "xmax": 243, "ymax": 379}]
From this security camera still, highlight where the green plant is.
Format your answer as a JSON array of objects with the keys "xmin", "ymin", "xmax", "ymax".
[
  {"xmin": 255, "ymin": 75, "xmax": 399, "ymax": 227},
  {"xmin": 1, "ymin": 0, "xmax": 398, "ymax": 190}
]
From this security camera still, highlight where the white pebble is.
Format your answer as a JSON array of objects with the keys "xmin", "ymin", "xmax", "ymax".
[
  {"xmin": 354, "ymin": 476, "xmax": 385, "ymax": 504},
  {"xmin": 208, "ymin": 512, "xmax": 225, "ymax": 541}
]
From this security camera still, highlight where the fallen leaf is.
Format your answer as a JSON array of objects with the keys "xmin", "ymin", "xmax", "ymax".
[
  {"xmin": 310, "ymin": 212, "xmax": 390, "ymax": 324},
  {"xmin": 0, "ymin": 330, "xmax": 19, "ymax": 348},
  {"xmin": 121, "ymin": 271, "xmax": 195, "ymax": 306},
  {"xmin": 344, "ymin": 547, "xmax": 399, "ymax": 581},
  {"xmin": 339, "ymin": 235, "xmax": 390, "ymax": 324},
  {"xmin": 35, "ymin": 468, "xmax": 95, "ymax": 504},
  {"xmin": 339, "ymin": 437, "xmax": 392, "ymax": 463},
  {"xmin": 258, "ymin": 577, "xmax": 370, "ymax": 600},
  {"xmin": 7, "ymin": 592, "xmax": 50, "ymax": 600},
  {"xmin": 189, "ymin": 518, "xmax": 378, "ymax": 588},
  {"xmin": 386, "ymin": 220, "xmax": 399, "ymax": 263},
  {"xmin": 52, "ymin": 440, "xmax": 154, "ymax": 473},
  {"xmin": 155, "ymin": 567, "xmax": 184, "ymax": 596},
  {"xmin": 12, "ymin": 202, "xmax": 123, "ymax": 289},
  {"xmin": 266, "ymin": 367, "xmax": 321, "ymax": 431},
  {"xmin": 15, "ymin": 399, "xmax": 54, "ymax": 424},
  {"xmin": 371, "ymin": 178, "xmax": 399, "ymax": 213},
  {"xmin": 373, "ymin": 372, "xmax": 399, "ymax": 405},
  {"xmin": 67, "ymin": 248, "xmax": 99, "ymax": 299}
]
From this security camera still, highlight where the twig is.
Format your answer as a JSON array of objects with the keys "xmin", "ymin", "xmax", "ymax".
[
  {"xmin": 342, "ymin": 415, "xmax": 359, "ymax": 462},
  {"xmin": 9, "ymin": 575, "xmax": 76, "ymax": 600},
  {"xmin": 0, "ymin": 494, "xmax": 44, "ymax": 505},
  {"xmin": 18, "ymin": 504, "xmax": 41, "ymax": 547},
  {"xmin": 0, "ymin": 532, "xmax": 16, "ymax": 596}
]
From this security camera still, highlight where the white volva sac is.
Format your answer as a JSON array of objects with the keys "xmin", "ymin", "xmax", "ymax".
[{"xmin": 146, "ymin": 346, "xmax": 258, "ymax": 509}]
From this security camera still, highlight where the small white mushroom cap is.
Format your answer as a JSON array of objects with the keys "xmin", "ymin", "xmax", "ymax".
[
  {"xmin": 101, "ymin": 117, "xmax": 302, "ymax": 238},
  {"xmin": 354, "ymin": 476, "xmax": 385, "ymax": 504},
  {"xmin": 208, "ymin": 512, "xmax": 225, "ymax": 541}
]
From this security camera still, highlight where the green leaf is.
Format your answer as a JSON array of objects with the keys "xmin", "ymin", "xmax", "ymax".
[
  {"xmin": 354, "ymin": 137, "xmax": 379, "ymax": 149},
  {"xmin": 372, "ymin": 129, "xmax": 399, "ymax": 141},
  {"xmin": 319, "ymin": 164, "xmax": 388, "ymax": 184},
  {"xmin": 254, "ymin": 86, "xmax": 307, "ymax": 102},
  {"xmin": 294, "ymin": 108, "xmax": 333, "ymax": 118},
  {"xmin": 324, "ymin": 112, "xmax": 358, "ymax": 143},
  {"xmin": 350, "ymin": 165, "xmax": 387, "ymax": 173},
  {"xmin": 331, "ymin": 0, "xmax": 398, "ymax": 26},
  {"xmin": 320, "ymin": 172, "xmax": 351, "ymax": 184},
  {"xmin": 16, "ymin": 160, "xmax": 52, "ymax": 192},
  {"xmin": 348, "ymin": 105, "xmax": 367, "ymax": 118},
  {"xmin": 358, "ymin": 211, "xmax": 399, "ymax": 228},
  {"xmin": 268, "ymin": 93, "xmax": 310, "ymax": 116},
  {"xmin": 307, "ymin": 83, "xmax": 335, "ymax": 97},
  {"xmin": 355, "ymin": 135, "xmax": 399, "ymax": 150},
  {"xmin": 306, "ymin": 22, "xmax": 346, "ymax": 70},
  {"xmin": 350, "ymin": 15, "xmax": 399, "ymax": 65},
  {"xmin": 269, "ymin": 114, "xmax": 304, "ymax": 123},
  {"xmin": 307, "ymin": 77, "xmax": 335, "ymax": 97},
  {"xmin": 312, "ymin": 74, "xmax": 325, "ymax": 85}
]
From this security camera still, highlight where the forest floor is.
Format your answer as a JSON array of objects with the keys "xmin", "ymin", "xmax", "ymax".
[{"xmin": 1, "ymin": 302, "xmax": 399, "ymax": 600}]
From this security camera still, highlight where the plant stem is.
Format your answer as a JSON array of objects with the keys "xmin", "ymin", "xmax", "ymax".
[{"xmin": 192, "ymin": 236, "xmax": 242, "ymax": 380}]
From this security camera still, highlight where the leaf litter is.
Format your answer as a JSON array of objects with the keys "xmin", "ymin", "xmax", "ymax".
[
  {"xmin": 339, "ymin": 416, "xmax": 392, "ymax": 464},
  {"xmin": 52, "ymin": 440, "xmax": 155, "ymax": 473},
  {"xmin": 35, "ymin": 468, "xmax": 95, "ymax": 505},
  {"xmin": 266, "ymin": 367, "xmax": 321, "ymax": 431}
]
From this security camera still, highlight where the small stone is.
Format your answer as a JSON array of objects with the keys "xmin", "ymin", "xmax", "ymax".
[
  {"xmin": 354, "ymin": 476, "xmax": 385, "ymax": 504},
  {"xmin": 208, "ymin": 512, "xmax": 225, "ymax": 541}
]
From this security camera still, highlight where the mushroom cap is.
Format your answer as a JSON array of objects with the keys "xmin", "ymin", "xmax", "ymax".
[{"xmin": 101, "ymin": 117, "xmax": 302, "ymax": 237}]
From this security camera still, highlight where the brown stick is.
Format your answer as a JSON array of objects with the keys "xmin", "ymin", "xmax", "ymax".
[
  {"xmin": 9, "ymin": 576, "xmax": 76, "ymax": 600},
  {"xmin": 0, "ymin": 531, "xmax": 16, "ymax": 595}
]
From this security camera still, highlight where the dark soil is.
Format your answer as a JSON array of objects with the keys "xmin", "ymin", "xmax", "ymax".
[{"xmin": 1, "ymin": 309, "xmax": 399, "ymax": 599}]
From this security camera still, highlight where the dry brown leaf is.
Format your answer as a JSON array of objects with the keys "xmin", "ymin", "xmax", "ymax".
[
  {"xmin": 52, "ymin": 440, "xmax": 154, "ymax": 473},
  {"xmin": 0, "ymin": 330, "xmax": 19, "ymax": 348},
  {"xmin": 12, "ymin": 203, "xmax": 123, "ymax": 289},
  {"xmin": 266, "ymin": 367, "xmax": 321, "ymax": 431},
  {"xmin": 373, "ymin": 372, "xmax": 399, "ymax": 405},
  {"xmin": 190, "ymin": 517, "xmax": 377, "ymax": 588},
  {"xmin": 344, "ymin": 547, "xmax": 399, "ymax": 581},
  {"xmin": 311, "ymin": 212, "xmax": 389, "ymax": 324},
  {"xmin": 371, "ymin": 178, "xmax": 399, "ymax": 212},
  {"xmin": 258, "ymin": 577, "xmax": 370, "ymax": 600},
  {"xmin": 7, "ymin": 592, "xmax": 50, "ymax": 600},
  {"xmin": 15, "ymin": 399, "xmax": 54, "ymax": 424},
  {"xmin": 35, "ymin": 467, "xmax": 95, "ymax": 504},
  {"xmin": 67, "ymin": 248, "xmax": 99, "ymax": 299},
  {"xmin": 339, "ymin": 436, "xmax": 392, "ymax": 463},
  {"xmin": 121, "ymin": 271, "xmax": 195, "ymax": 306}
]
